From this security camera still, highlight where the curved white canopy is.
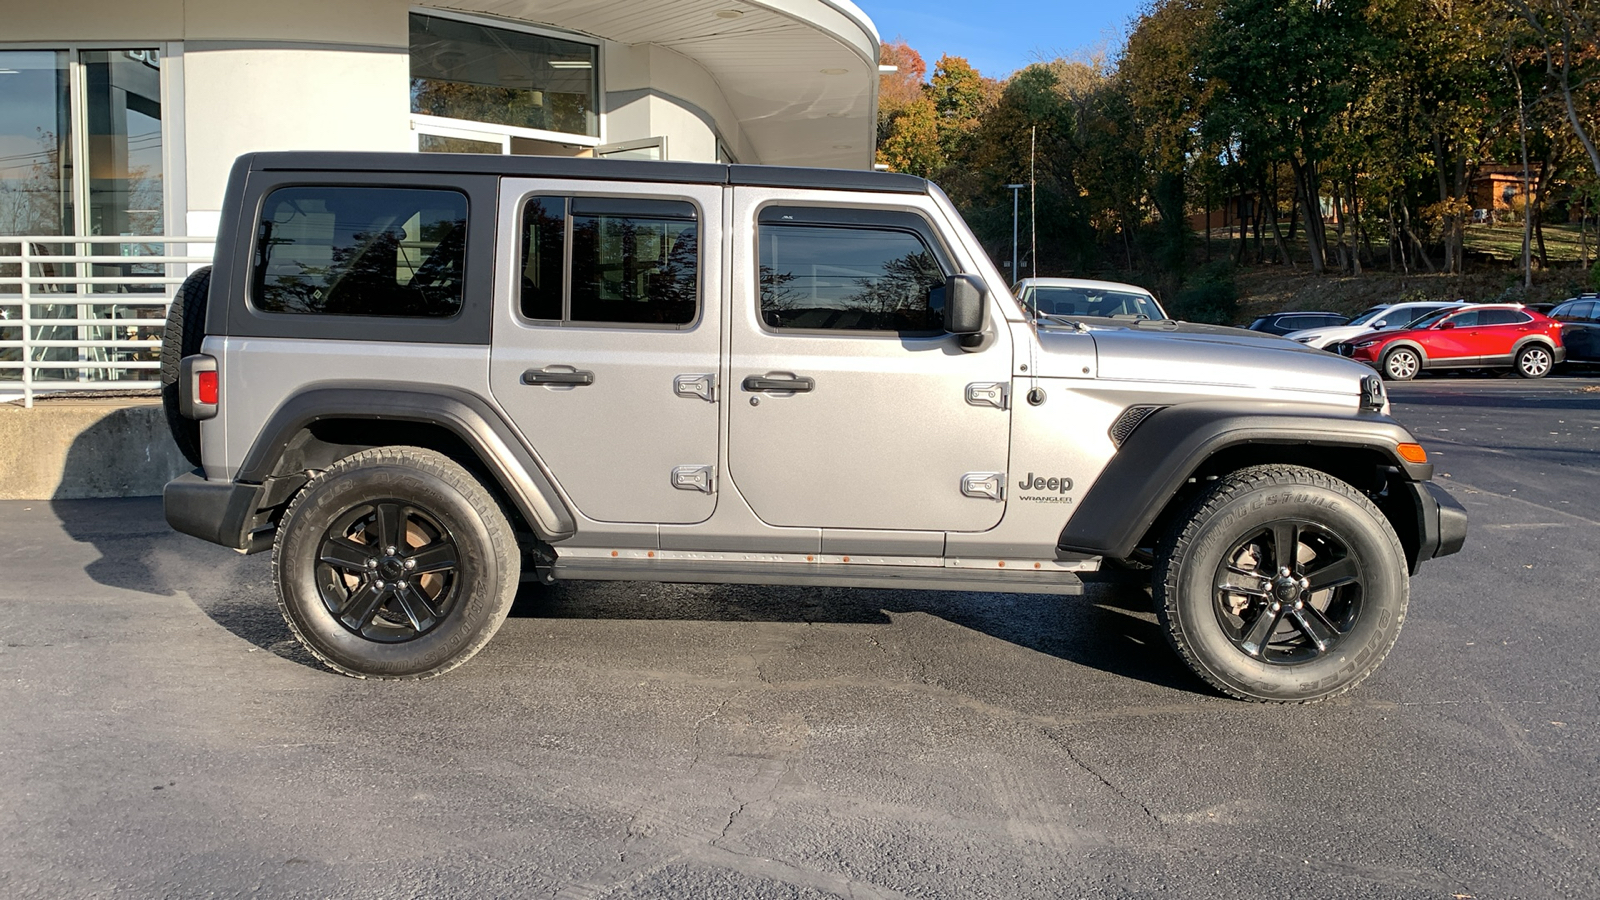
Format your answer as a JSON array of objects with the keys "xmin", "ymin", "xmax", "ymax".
[{"xmin": 431, "ymin": 0, "xmax": 881, "ymax": 167}]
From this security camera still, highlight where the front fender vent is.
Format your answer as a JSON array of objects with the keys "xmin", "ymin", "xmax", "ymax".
[{"xmin": 1109, "ymin": 405, "xmax": 1165, "ymax": 448}]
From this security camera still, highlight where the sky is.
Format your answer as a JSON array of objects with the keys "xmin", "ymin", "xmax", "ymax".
[{"xmin": 861, "ymin": 0, "xmax": 1149, "ymax": 80}]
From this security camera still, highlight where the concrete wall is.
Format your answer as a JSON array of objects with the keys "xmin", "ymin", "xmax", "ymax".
[{"xmin": 0, "ymin": 400, "xmax": 189, "ymax": 500}]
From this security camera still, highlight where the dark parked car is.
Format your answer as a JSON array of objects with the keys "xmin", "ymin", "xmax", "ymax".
[
  {"xmin": 1247, "ymin": 311, "xmax": 1350, "ymax": 336},
  {"xmin": 1551, "ymin": 295, "xmax": 1600, "ymax": 363}
]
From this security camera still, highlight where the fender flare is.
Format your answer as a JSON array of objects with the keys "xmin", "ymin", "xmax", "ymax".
[
  {"xmin": 1056, "ymin": 401, "xmax": 1432, "ymax": 559},
  {"xmin": 1510, "ymin": 335, "xmax": 1557, "ymax": 358},
  {"xmin": 1379, "ymin": 340, "xmax": 1428, "ymax": 368},
  {"xmin": 237, "ymin": 383, "xmax": 577, "ymax": 541}
]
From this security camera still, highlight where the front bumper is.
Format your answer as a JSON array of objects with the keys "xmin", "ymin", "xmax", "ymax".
[
  {"xmin": 164, "ymin": 470, "xmax": 274, "ymax": 553},
  {"xmin": 1406, "ymin": 480, "xmax": 1468, "ymax": 570}
]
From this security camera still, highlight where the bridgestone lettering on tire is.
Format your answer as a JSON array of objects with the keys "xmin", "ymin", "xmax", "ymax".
[
  {"xmin": 272, "ymin": 446, "xmax": 519, "ymax": 679},
  {"xmin": 160, "ymin": 265, "xmax": 212, "ymax": 467},
  {"xmin": 1153, "ymin": 465, "xmax": 1408, "ymax": 703}
]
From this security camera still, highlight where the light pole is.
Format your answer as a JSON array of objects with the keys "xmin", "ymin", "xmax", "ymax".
[{"xmin": 1006, "ymin": 183, "xmax": 1026, "ymax": 286}]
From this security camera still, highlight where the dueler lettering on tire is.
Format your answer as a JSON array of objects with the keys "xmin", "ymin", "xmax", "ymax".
[
  {"xmin": 271, "ymin": 446, "xmax": 519, "ymax": 679},
  {"xmin": 1153, "ymin": 465, "xmax": 1408, "ymax": 703}
]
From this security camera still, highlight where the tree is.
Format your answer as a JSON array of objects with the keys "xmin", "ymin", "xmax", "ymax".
[{"xmin": 1200, "ymin": 0, "xmax": 1370, "ymax": 274}]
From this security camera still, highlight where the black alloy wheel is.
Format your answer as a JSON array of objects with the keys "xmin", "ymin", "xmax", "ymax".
[
  {"xmin": 273, "ymin": 446, "xmax": 519, "ymax": 679},
  {"xmin": 1153, "ymin": 464, "xmax": 1409, "ymax": 702},
  {"xmin": 317, "ymin": 500, "xmax": 461, "ymax": 642},
  {"xmin": 1212, "ymin": 521, "xmax": 1363, "ymax": 664}
]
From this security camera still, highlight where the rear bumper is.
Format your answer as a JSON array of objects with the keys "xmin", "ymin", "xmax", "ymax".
[
  {"xmin": 164, "ymin": 470, "xmax": 273, "ymax": 553},
  {"xmin": 1409, "ymin": 480, "xmax": 1468, "ymax": 569}
]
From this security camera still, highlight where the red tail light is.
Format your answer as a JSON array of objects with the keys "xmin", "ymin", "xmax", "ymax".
[{"xmin": 197, "ymin": 370, "xmax": 219, "ymax": 405}]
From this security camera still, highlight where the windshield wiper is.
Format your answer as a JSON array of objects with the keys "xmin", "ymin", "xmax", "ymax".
[{"xmin": 1037, "ymin": 313, "xmax": 1088, "ymax": 331}]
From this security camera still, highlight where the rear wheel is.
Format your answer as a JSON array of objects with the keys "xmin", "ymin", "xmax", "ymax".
[
  {"xmin": 272, "ymin": 446, "xmax": 519, "ymax": 679},
  {"xmin": 1514, "ymin": 344, "xmax": 1552, "ymax": 379},
  {"xmin": 1153, "ymin": 465, "xmax": 1408, "ymax": 703},
  {"xmin": 1381, "ymin": 347, "xmax": 1420, "ymax": 381}
]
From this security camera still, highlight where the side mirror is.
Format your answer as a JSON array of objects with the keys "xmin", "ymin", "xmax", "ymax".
[
  {"xmin": 943, "ymin": 274, "xmax": 987, "ymax": 336},
  {"xmin": 1437, "ymin": 321, "xmax": 1455, "ymax": 330}
]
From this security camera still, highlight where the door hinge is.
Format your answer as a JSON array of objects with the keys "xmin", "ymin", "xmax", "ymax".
[
  {"xmin": 671, "ymin": 464, "xmax": 715, "ymax": 494},
  {"xmin": 965, "ymin": 382, "xmax": 1009, "ymax": 410},
  {"xmin": 674, "ymin": 373, "xmax": 717, "ymax": 402},
  {"xmin": 960, "ymin": 472, "xmax": 1006, "ymax": 501}
]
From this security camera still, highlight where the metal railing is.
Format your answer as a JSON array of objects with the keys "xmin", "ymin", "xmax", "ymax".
[{"xmin": 0, "ymin": 236, "xmax": 211, "ymax": 408}]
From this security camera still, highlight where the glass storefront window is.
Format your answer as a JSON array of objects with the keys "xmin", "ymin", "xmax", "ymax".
[
  {"xmin": 0, "ymin": 47, "xmax": 165, "ymax": 385},
  {"xmin": 0, "ymin": 51, "xmax": 73, "ymax": 238},
  {"xmin": 418, "ymin": 133, "xmax": 504, "ymax": 154},
  {"xmin": 410, "ymin": 12, "xmax": 599, "ymax": 139},
  {"xmin": 84, "ymin": 49, "xmax": 164, "ymax": 237}
]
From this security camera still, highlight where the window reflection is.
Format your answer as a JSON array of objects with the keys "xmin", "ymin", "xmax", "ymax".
[
  {"xmin": 0, "ymin": 51, "xmax": 73, "ymax": 238},
  {"xmin": 759, "ymin": 225, "xmax": 945, "ymax": 332},
  {"xmin": 410, "ymin": 13, "xmax": 598, "ymax": 138}
]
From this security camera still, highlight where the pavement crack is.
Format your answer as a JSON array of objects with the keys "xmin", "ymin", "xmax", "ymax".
[
  {"xmin": 1042, "ymin": 727, "xmax": 1164, "ymax": 831},
  {"xmin": 714, "ymin": 801, "xmax": 747, "ymax": 844}
]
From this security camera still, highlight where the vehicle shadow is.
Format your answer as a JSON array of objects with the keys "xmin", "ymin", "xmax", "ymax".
[
  {"xmin": 510, "ymin": 574, "xmax": 1202, "ymax": 695},
  {"xmin": 48, "ymin": 493, "xmax": 1203, "ymax": 694}
]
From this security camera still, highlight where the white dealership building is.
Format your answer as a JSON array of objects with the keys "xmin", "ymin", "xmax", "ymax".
[{"xmin": 0, "ymin": 1, "xmax": 882, "ymax": 493}]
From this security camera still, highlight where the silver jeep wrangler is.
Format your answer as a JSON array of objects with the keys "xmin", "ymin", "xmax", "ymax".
[{"xmin": 162, "ymin": 151, "xmax": 1465, "ymax": 701}]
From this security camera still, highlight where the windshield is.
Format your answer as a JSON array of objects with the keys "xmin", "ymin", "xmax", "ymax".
[
  {"xmin": 1347, "ymin": 306, "xmax": 1388, "ymax": 326},
  {"xmin": 1020, "ymin": 285, "xmax": 1164, "ymax": 320},
  {"xmin": 1408, "ymin": 309, "xmax": 1454, "ymax": 329},
  {"xmin": 1401, "ymin": 307, "xmax": 1446, "ymax": 327}
]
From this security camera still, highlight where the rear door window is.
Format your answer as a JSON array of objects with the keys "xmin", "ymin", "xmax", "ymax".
[
  {"xmin": 516, "ymin": 196, "xmax": 699, "ymax": 327},
  {"xmin": 1479, "ymin": 309, "xmax": 1532, "ymax": 326},
  {"xmin": 253, "ymin": 186, "xmax": 468, "ymax": 317}
]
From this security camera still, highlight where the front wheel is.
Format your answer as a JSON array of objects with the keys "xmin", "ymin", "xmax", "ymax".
[
  {"xmin": 1514, "ymin": 344, "xmax": 1553, "ymax": 379},
  {"xmin": 1381, "ymin": 347, "xmax": 1420, "ymax": 381},
  {"xmin": 272, "ymin": 446, "xmax": 519, "ymax": 679},
  {"xmin": 1153, "ymin": 465, "xmax": 1409, "ymax": 702}
]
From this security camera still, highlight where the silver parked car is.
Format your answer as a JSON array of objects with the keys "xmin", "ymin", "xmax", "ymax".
[
  {"xmin": 160, "ymin": 151, "xmax": 1464, "ymax": 702},
  {"xmin": 1012, "ymin": 277, "xmax": 1167, "ymax": 321}
]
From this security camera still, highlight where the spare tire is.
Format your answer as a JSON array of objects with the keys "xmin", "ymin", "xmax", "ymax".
[{"xmin": 160, "ymin": 265, "xmax": 212, "ymax": 467}]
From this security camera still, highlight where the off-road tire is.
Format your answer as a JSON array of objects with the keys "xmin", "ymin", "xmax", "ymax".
[
  {"xmin": 159, "ymin": 266, "xmax": 211, "ymax": 467},
  {"xmin": 1514, "ymin": 343, "xmax": 1553, "ymax": 379},
  {"xmin": 1380, "ymin": 346, "xmax": 1420, "ymax": 382},
  {"xmin": 1153, "ymin": 465, "xmax": 1409, "ymax": 703},
  {"xmin": 272, "ymin": 446, "xmax": 519, "ymax": 679}
]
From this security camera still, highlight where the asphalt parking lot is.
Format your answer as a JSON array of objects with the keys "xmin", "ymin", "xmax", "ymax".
[{"xmin": 3, "ymin": 374, "xmax": 1598, "ymax": 899}]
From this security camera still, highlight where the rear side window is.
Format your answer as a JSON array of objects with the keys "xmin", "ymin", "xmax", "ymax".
[
  {"xmin": 253, "ymin": 186, "xmax": 468, "ymax": 317},
  {"xmin": 517, "ymin": 196, "xmax": 699, "ymax": 326},
  {"xmin": 758, "ymin": 208, "xmax": 948, "ymax": 333},
  {"xmin": 1480, "ymin": 309, "xmax": 1532, "ymax": 325}
]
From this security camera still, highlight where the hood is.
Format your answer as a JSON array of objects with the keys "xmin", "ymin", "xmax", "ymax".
[{"xmin": 1034, "ymin": 318, "xmax": 1372, "ymax": 399}]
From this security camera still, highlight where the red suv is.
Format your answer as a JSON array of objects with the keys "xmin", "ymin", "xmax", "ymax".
[{"xmin": 1335, "ymin": 304, "xmax": 1565, "ymax": 381}]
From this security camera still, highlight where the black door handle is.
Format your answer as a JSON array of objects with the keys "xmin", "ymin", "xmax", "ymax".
[
  {"xmin": 742, "ymin": 374, "xmax": 814, "ymax": 393},
  {"xmin": 523, "ymin": 368, "xmax": 595, "ymax": 386}
]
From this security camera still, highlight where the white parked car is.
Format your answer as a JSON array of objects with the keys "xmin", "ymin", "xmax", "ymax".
[
  {"xmin": 1012, "ymin": 278, "xmax": 1168, "ymax": 321},
  {"xmin": 1286, "ymin": 300, "xmax": 1468, "ymax": 349}
]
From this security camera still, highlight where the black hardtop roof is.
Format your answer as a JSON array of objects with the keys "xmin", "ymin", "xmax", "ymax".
[{"xmin": 244, "ymin": 151, "xmax": 931, "ymax": 195}]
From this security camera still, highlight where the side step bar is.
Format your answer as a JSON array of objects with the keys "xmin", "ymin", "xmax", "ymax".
[{"xmin": 549, "ymin": 557, "xmax": 1084, "ymax": 596}]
